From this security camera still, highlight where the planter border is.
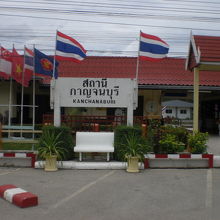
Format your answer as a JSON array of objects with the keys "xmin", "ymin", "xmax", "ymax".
[
  {"xmin": 144, "ymin": 153, "xmax": 213, "ymax": 169},
  {"xmin": 0, "ymin": 151, "xmax": 37, "ymax": 168}
]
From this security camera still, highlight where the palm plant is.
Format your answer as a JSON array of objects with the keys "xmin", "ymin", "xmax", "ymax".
[
  {"xmin": 120, "ymin": 132, "xmax": 148, "ymax": 162},
  {"xmin": 38, "ymin": 130, "xmax": 66, "ymax": 161}
]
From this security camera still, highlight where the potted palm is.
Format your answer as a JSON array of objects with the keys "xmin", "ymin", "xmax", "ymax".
[
  {"xmin": 120, "ymin": 132, "xmax": 149, "ymax": 173},
  {"xmin": 37, "ymin": 130, "xmax": 67, "ymax": 171}
]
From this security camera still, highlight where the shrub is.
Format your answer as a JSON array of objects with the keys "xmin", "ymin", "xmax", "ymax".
[
  {"xmin": 147, "ymin": 119, "xmax": 163, "ymax": 153},
  {"xmin": 161, "ymin": 125, "xmax": 189, "ymax": 146},
  {"xmin": 37, "ymin": 125, "xmax": 74, "ymax": 160},
  {"xmin": 114, "ymin": 125, "xmax": 151, "ymax": 161},
  {"xmin": 159, "ymin": 134, "xmax": 185, "ymax": 154},
  {"xmin": 188, "ymin": 132, "xmax": 208, "ymax": 154},
  {"xmin": 100, "ymin": 124, "xmax": 113, "ymax": 131}
]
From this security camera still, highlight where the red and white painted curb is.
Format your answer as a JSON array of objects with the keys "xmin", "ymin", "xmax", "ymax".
[
  {"xmin": 0, "ymin": 152, "xmax": 36, "ymax": 168},
  {"xmin": 0, "ymin": 184, "xmax": 38, "ymax": 208},
  {"xmin": 144, "ymin": 154, "xmax": 214, "ymax": 168}
]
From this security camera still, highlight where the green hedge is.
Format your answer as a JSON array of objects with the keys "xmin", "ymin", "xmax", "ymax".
[
  {"xmin": 37, "ymin": 125, "xmax": 74, "ymax": 160},
  {"xmin": 2, "ymin": 143, "xmax": 33, "ymax": 150}
]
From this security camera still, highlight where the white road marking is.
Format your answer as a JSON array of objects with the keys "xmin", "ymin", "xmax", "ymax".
[
  {"xmin": 51, "ymin": 170, "xmax": 115, "ymax": 209},
  {"xmin": 205, "ymin": 169, "xmax": 213, "ymax": 209},
  {"xmin": 0, "ymin": 168, "xmax": 20, "ymax": 176}
]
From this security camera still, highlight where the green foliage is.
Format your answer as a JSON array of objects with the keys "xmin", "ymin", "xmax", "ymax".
[
  {"xmin": 119, "ymin": 132, "xmax": 149, "ymax": 162},
  {"xmin": 114, "ymin": 125, "xmax": 151, "ymax": 161},
  {"xmin": 159, "ymin": 134, "xmax": 185, "ymax": 153},
  {"xmin": 38, "ymin": 130, "xmax": 66, "ymax": 160},
  {"xmin": 147, "ymin": 119, "xmax": 163, "ymax": 153},
  {"xmin": 3, "ymin": 143, "xmax": 33, "ymax": 150},
  {"xmin": 161, "ymin": 125, "xmax": 188, "ymax": 146},
  {"xmin": 146, "ymin": 121, "xmax": 190, "ymax": 153},
  {"xmin": 99, "ymin": 124, "xmax": 113, "ymax": 131},
  {"xmin": 37, "ymin": 125, "xmax": 74, "ymax": 160},
  {"xmin": 188, "ymin": 132, "xmax": 209, "ymax": 154}
]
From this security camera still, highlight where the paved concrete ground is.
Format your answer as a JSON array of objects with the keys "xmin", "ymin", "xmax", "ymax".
[
  {"xmin": 1, "ymin": 168, "xmax": 220, "ymax": 220},
  {"xmin": 207, "ymin": 135, "xmax": 220, "ymax": 155}
]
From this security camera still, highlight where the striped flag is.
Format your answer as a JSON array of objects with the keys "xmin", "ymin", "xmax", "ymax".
[
  {"xmin": 23, "ymin": 47, "xmax": 34, "ymax": 87},
  {"xmin": 0, "ymin": 46, "xmax": 12, "ymax": 79},
  {"xmin": 139, "ymin": 31, "xmax": 169, "ymax": 62},
  {"xmin": 161, "ymin": 106, "xmax": 167, "ymax": 115},
  {"xmin": 55, "ymin": 31, "xmax": 87, "ymax": 63},
  {"xmin": 11, "ymin": 47, "xmax": 24, "ymax": 86}
]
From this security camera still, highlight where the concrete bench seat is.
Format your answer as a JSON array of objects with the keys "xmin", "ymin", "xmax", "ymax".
[{"xmin": 74, "ymin": 132, "xmax": 114, "ymax": 161}]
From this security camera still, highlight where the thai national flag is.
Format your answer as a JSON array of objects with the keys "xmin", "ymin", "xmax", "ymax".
[
  {"xmin": 139, "ymin": 32, "xmax": 169, "ymax": 62},
  {"xmin": 23, "ymin": 47, "xmax": 34, "ymax": 86},
  {"xmin": 55, "ymin": 31, "xmax": 87, "ymax": 63},
  {"xmin": 24, "ymin": 47, "xmax": 34, "ymax": 73}
]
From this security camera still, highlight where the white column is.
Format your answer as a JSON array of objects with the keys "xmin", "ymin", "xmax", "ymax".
[
  {"xmin": 127, "ymin": 90, "xmax": 134, "ymax": 126},
  {"xmin": 193, "ymin": 67, "xmax": 199, "ymax": 132},
  {"xmin": 127, "ymin": 105, "xmax": 133, "ymax": 126},
  {"xmin": 54, "ymin": 93, "xmax": 61, "ymax": 127},
  {"xmin": 50, "ymin": 78, "xmax": 55, "ymax": 110}
]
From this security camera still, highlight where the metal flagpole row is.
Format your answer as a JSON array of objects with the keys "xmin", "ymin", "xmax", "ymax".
[
  {"xmin": 51, "ymin": 30, "xmax": 58, "ymax": 112},
  {"xmin": 0, "ymin": 44, "xmax": 2, "ymax": 150},
  {"xmin": 20, "ymin": 45, "xmax": 25, "ymax": 137},
  {"xmin": 8, "ymin": 45, "xmax": 14, "ymax": 138},
  {"xmin": 32, "ymin": 45, "xmax": 35, "ymax": 143},
  {"xmin": 135, "ymin": 30, "xmax": 141, "ymax": 80},
  {"xmin": 133, "ymin": 31, "xmax": 141, "ymax": 111}
]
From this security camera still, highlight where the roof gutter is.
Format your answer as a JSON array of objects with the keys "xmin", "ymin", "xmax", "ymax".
[{"xmin": 138, "ymin": 84, "xmax": 220, "ymax": 91}]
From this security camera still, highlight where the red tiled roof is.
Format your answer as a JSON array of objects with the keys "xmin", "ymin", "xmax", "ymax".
[
  {"xmin": 138, "ymin": 58, "xmax": 192, "ymax": 85},
  {"xmin": 59, "ymin": 56, "xmax": 136, "ymax": 79},
  {"xmin": 54, "ymin": 56, "xmax": 220, "ymax": 87},
  {"xmin": 194, "ymin": 35, "xmax": 220, "ymax": 63}
]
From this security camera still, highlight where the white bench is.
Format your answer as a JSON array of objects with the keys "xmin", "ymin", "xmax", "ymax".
[{"xmin": 74, "ymin": 132, "xmax": 114, "ymax": 161}]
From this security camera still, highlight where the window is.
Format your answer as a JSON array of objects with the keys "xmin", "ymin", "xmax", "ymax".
[
  {"xmin": 166, "ymin": 109, "xmax": 172, "ymax": 114},
  {"xmin": 180, "ymin": 109, "xmax": 187, "ymax": 114}
]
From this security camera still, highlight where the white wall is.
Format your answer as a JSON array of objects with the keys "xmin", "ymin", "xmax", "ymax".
[
  {"xmin": 162, "ymin": 107, "xmax": 192, "ymax": 119},
  {"xmin": 162, "ymin": 107, "xmax": 176, "ymax": 118},
  {"xmin": 177, "ymin": 108, "xmax": 191, "ymax": 119}
]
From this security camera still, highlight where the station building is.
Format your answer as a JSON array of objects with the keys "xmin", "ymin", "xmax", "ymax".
[{"xmin": 1, "ymin": 35, "xmax": 220, "ymax": 133}]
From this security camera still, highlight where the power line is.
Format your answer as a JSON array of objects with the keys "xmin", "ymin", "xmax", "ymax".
[
  {"xmin": 2, "ymin": 3, "xmax": 220, "ymax": 16},
  {"xmin": 1, "ymin": 13, "xmax": 220, "ymax": 33},
  {"xmin": 2, "ymin": 6, "xmax": 220, "ymax": 23}
]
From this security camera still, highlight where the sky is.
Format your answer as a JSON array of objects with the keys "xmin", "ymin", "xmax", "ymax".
[{"xmin": 1, "ymin": 0, "xmax": 220, "ymax": 57}]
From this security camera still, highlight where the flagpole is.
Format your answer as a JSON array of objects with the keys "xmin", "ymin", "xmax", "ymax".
[
  {"xmin": 51, "ymin": 30, "xmax": 58, "ymax": 110},
  {"xmin": 32, "ymin": 45, "xmax": 35, "ymax": 143},
  {"xmin": 135, "ymin": 30, "xmax": 141, "ymax": 80},
  {"xmin": 52, "ymin": 29, "xmax": 58, "ymax": 79},
  {"xmin": 8, "ymin": 45, "xmax": 14, "ymax": 138},
  {"xmin": 20, "ymin": 45, "xmax": 25, "ymax": 137},
  {"xmin": 134, "ymin": 31, "xmax": 141, "ymax": 111}
]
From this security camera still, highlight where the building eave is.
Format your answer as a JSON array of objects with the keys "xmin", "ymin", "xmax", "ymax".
[{"xmin": 138, "ymin": 84, "xmax": 220, "ymax": 91}]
